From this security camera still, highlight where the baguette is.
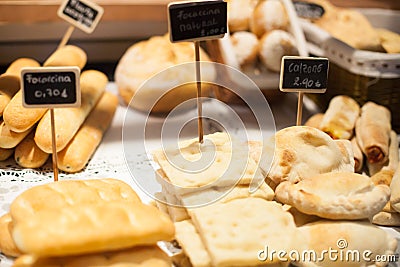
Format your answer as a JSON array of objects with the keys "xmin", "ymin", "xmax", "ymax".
[
  {"xmin": 43, "ymin": 45, "xmax": 87, "ymax": 70},
  {"xmin": 0, "ymin": 121, "xmax": 33, "ymax": 149},
  {"xmin": 58, "ymin": 91, "xmax": 118, "ymax": 173},
  {"xmin": 14, "ymin": 130, "xmax": 49, "ymax": 168},
  {"xmin": 34, "ymin": 70, "xmax": 107, "ymax": 153},
  {"xmin": 12, "ymin": 202, "xmax": 175, "ymax": 257},
  {"xmin": 0, "ymin": 213, "xmax": 22, "ymax": 257},
  {"xmin": 3, "ymin": 47, "xmax": 86, "ymax": 133},
  {"xmin": 0, "ymin": 147, "xmax": 13, "ymax": 161},
  {"xmin": 10, "ymin": 178, "xmax": 141, "ymax": 222}
]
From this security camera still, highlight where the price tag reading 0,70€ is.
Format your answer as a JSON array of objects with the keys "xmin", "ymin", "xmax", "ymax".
[
  {"xmin": 280, "ymin": 56, "xmax": 329, "ymax": 93},
  {"xmin": 168, "ymin": 0, "xmax": 227, "ymax": 42},
  {"xmin": 21, "ymin": 67, "xmax": 81, "ymax": 108}
]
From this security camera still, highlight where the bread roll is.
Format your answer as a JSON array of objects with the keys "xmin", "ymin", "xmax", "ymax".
[
  {"xmin": 13, "ymin": 245, "xmax": 171, "ymax": 267},
  {"xmin": 10, "ymin": 178, "xmax": 141, "ymax": 222},
  {"xmin": 356, "ymin": 102, "xmax": 391, "ymax": 164},
  {"xmin": 12, "ymin": 202, "xmax": 175, "ymax": 257},
  {"xmin": 58, "ymin": 91, "xmax": 118, "ymax": 173},
  {"xmin": 304, "ymin": 113, "xmax": 323, "ymax": 129},
  {"xmin": 14, "ymin": 130, "xmax": 49, "ymax": 168},
  {"xmin": 250, "ymin": 0, "xmax": 289, "ymax": 38},
  {"xmin": 319, "ymin": 95, "xmax": 360, "ymax": 140},
  {"xmin": 0, "ymin": 147, "xmax": 13, "ymax": 161},
  {"xmin": 275, "ymin": 172, "xmax": 390, "ymax": 220},
  {"xmin": 230, "ymin": 31, "xmax": 259, "ymax": 69},
  {"xmin": 351, "ymin": 136, "xmax": 363, "ymax": 173},
  {"xmin": 35, "ymin": 70, "xmax": 107, "ymax": 153},
  {"xmin": 259, "ymin": 30, "xmax": 298, "ymax": 72},
  {"xmin": 43, "ymin": 45, "xmax": 87, "ymax": 69},
  {"xmin": 0, "ymin": 213, "xmax": 21, "ymax": 257},
  {"xmin": 0, "ymin": 120, "xmax": 33, "ymax": 149},
  {"xmin": 115, "ymin": 34, "xmax": 215, "ymax": 113},
  {"xmin": 367, "ymin": 130, "xmax": 399, "ymax": 176},
  {"xmin": 226, "ymin": 0, "xmax": 258, "ymax": 32}
]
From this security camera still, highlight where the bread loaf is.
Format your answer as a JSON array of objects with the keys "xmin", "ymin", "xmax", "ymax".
[
  {"xmin": 14, "ymin": 130, "xmax": 49, "ymax": 168},
  {"xmin": 12, "ymin": 202, "xmax": 175, "ymax": 257},
  {"xmin": 34, "ymin": 70, "xmax": 107, "ymax": 153},
  {"xmin": 0, "ymin": 121, "xmax": 33, "ymax": 149},
  {"xmin": 58, "ymin": 91, "xmax": 118, "ymax": 173}
]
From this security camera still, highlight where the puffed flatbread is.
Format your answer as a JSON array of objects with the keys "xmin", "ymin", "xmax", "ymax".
[
  {"xmin": 297, "ymin": 220, "xmax": 398, "ymax": 267},
  {"xmin": 268, "ymin": 126, "xmax": 354, "ymax": 184},
  {"xmin": 190, "ymin": 198, "xmax": 299, "ymax": 266},
  {"xmin": 10, "ymin": 178, "xmax": 141, "ymax": 222},
  {"xmin": 13, "ymin": 245, "xmax": 171, "ymax": 267},
  {"xmin": 275, "ymin": 172, "xmax": 390, "ymax": 219},
  {"xmin": 153, "ymin": 132, "xmax": 264, "ymax": 195},
  {"xmin": 12, "ymin": 202, "xmax": 175, "ymax": 257}
]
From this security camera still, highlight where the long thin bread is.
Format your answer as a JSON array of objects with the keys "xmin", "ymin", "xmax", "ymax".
[
  {"xmin": 0, "ymin": 120, "xmax": 33, "ymax": 149},
  {"xmin": 34, "ymin": 70, "xmax": 107, "ymax": 153},
  {"xmin": 58, "ymin": 91, "xmax": 118, "ymax": 173},
  {"xmin": 14, "ymin": 130, "xmax": 49, "ymax": 168},
  {"xmin": 43, "ymin": 45, "xmax": 87, "ymax": 70}
]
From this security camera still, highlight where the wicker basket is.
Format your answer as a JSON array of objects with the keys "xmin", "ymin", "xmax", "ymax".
[{"xmin": 301, "ymin": 8, "xmax": 400, "ymax": 132}]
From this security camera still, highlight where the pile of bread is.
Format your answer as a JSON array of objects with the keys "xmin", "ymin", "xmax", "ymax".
[
  {"xmin": 0, "ymin": 178, "xmax": 174, "ymax": 266},
  {"xmin": 226, "ymin": 0, "xmax": 299, "ymax": 72},
  {"xmin": 152, "ymin": 129, "xmax": 398, "ymax": 267},
  {"xmin": 114, "ymin": 34, "xmax": 216, "ymax": 113},
  {"xmin": 0, "ymin": 45, "xmax": 117, "ymax": 173},
  {"xmin": 302, "ymin": 0, "xmax": 400, "ymax": 53},
  {"xmin": 305, "ymin": 95, "xmax": 400, "ymax": 226}
]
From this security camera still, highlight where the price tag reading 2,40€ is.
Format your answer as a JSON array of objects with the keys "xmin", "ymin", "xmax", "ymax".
[
  {"xmin": 21, "ymin": 67, "xmax": 81, "ymax": 108},
  {"xmin": 280, "ymin": 56, "xmax": 329, "ymax": 93},
  {"xmin": 168, "ymin": 0, "xmax": 227, "ymax": 43}
]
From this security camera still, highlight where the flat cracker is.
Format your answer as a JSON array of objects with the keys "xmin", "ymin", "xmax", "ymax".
[
  {"xmin": 275, "ymin": 172, "xmax": 390, "ymax": 220},
  {"xmin": 190, "ymin": 198, "xmax": 298, "ymax": 266}
]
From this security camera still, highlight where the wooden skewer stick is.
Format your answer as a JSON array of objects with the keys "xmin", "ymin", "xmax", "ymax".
[
  {"xmin": 50, "ymin": 108, "xmax": 59, "ymax": 181},
  {"xmin": 296, "ymin": 92, "xmax": 304, "ymax": 126},
  {"xmin": 58, "ymin": 25, "xmax": 75, "ymax": 49},
  {"xmin": 194, "ymin": 41, "xmax": 204, "ymax": 143}
]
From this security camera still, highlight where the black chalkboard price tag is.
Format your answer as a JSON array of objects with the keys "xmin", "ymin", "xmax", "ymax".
[
  {"xmin": 57, "ymin": 0, "xmax": 104, "ymax": 34},
  {"xmin": 280, "ymin": 56, "xmax": 329, "ymax": 93},
  {"xmin": 21, "ymin": 67, "xmax": 81, "ymax": 108},
  {"xmin": 293, "ymin": 1, "xmax": 325, "ymax": 19},
  {"xmin": 168, "ymin": 0, "xmax": 227, "ymax": 42}
]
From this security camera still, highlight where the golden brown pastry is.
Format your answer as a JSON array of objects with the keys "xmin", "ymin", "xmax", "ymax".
[
  {"xmin": 0, "ymin": 147, "xmax": 14, "ymax": 161},
  {"xmin": 376, "ymin": 28, "xmax": 400, "ymax": 53},
  {"xmin": 351, "ymin": 136, "xmax": 364, "ymax": 173},
  {"xmin": 0, "ymin": 213, "xmax": 21, "ymax": 257},
  {"xmin": 355, "ymin": 102, "xmax": 391, "ymax": 164},
  {"xmin": 304, "ymin": 113, "xmax": 323, "ymax": 129},
  {"xmin": 319, "ymin": 95, "xmax": 360, "ymax": 139},
  {"xmin": 43, "ymin": 45, "xmax": 87, "ymax": 70},
  {"xmin": 0, "ymin": 120, "xmax": 33, "ymax": 149},
  {"xmin": 34, "ymin": 70, "xmax": 107, "ymax": 153},
  {"xmin": 367, "ymin": 130, "xmax": 399, "ymax": 176},
  {"xmin": 14, "ymin": 131, "xmax": 49, "ymax": 168},
  {"xmin": 58, "ymin": 91, "xmax": 118, "ymax": 173}
]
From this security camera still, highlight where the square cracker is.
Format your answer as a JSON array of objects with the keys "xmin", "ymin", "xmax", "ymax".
[{"xmin": 190, "ymin": 198, "xmax": 297, "ymax": 267}]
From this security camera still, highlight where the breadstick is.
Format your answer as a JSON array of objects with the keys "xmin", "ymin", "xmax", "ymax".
[
  {"xmin": 58, "ymin": 91, "xmax": 118, "ymax": 173},
  {"xmin": 0, "ymin": 121, "xmax": 33, "ymax": 149},
  {"xmin": 0, "ymin": 58, "xmax": 40, "ymax": 102},
  {"xmin": 3, "ymin": 47, "xmax": 86, "ymax": 133},
  {"xmin": 14, "ymin": 131, "xmax": 49, "ymax": 168},
  {"xmin": 368, "ymin": 130, "xmax": 399, "ymax": 176},
  {"xmin": 351, "ymin": 136, "xmax": 363, "ymax": 173},
  {"xmin": 0, "ymin": 147, "xmax": 13, "ymax": 161},
  {"xmin": 304, "ymin": 113, "xmax": 323, "ymax": 129},
  {"xmin": 43, "ymin": 45, "xmax": 87, "ymax": 70},
  {"xmin": 35, "ymin": 70, "xmax": 107, "ymax": 153},
  {"xmin": 356, "ymin": 102, "xmax": 391, "ymax": 164}
]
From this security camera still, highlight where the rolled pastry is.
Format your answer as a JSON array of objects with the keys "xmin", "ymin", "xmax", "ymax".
[
  {"xmin": 4, "ymin": 46, "xmax": 86, "ymax": 133},
  {"xmin": 367, "ymin": 130, "xmax": 399, "ymax": 176},
  {"xmin": 0, "ymin": 213, "xmax": 21, "ymax": 257},
  {"xmin": 319, "ymin": 95, "xmax": 360, "ymax": 140},
  {"xmin": 34, "ymin": 70, "xmax": 107, "ymax": 153},
  {"xmin": 351, "ymin": 136, "xmax": 363, "ymax": 173},
  {"xmin": 58, "ymin": 91, "xmax": 118, "ymax": 173},
  {"xmin": 0, "ymin": 120, "xmax": 33, "ymax": 149},
  {"xmin": 356, "ymin": 102, "xmax": 391, "ymax": 164},
  {"xmin": 304, "ymin": 113, "xmax": 323, "ymax": 129},
  {"xmin": 390, "ymin": 165, "xmax": 400, "ymax": 213},
  {"xmin": 14, "ymin": 130, "xmax": 49, "ymax": 168}
]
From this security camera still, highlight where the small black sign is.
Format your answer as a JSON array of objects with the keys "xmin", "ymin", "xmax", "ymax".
[
  {"xmin": 21, "ymin": 67, "xmax": 81, "ymax": 108},
  {"xmin": 168, "ymin": 0, "xmax": 227, "ymax": 42},
  {"xmin": 293, "ymin": 1, "xmax": 325, "ymax": 19},
  {"xmin": 280, "ymin": 56, "xmax": 329, "ymax": 93},
  {"xmin": 58, "ymin": 0, "xmax": 104, "ymax": 33}
]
